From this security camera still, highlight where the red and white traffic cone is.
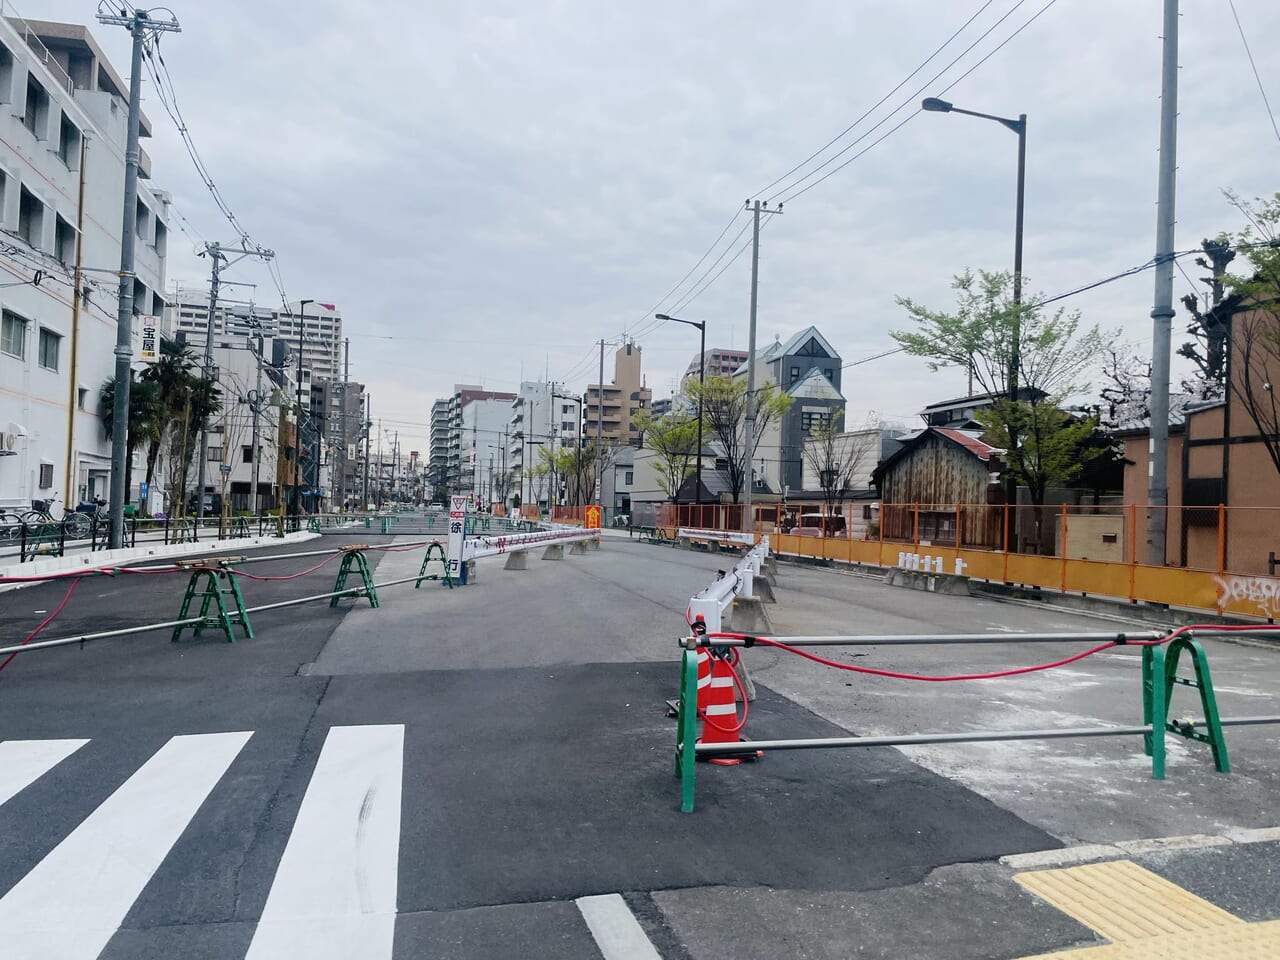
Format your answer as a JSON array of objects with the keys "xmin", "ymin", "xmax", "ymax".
[
  {"xmin": 695, "ymin": 647, "xmax": 713, "ymax": 714},
  {"xmin": 698, "ymin": 654, "xmax": 745, "ymax": 766}
]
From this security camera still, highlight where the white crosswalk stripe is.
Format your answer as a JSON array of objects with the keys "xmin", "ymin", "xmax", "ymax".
[
  {"xmin": 0, "ymin": 727, "xmax": 663, "ymax": 959},
  {"xmin": 0, "ymin": 731, "xmax": 252, "ymax": 960},
  {"xmin": 245, "ymin": 724, "xmax": 404, "ymax": 960},
  {"xmin": 0, "ymin": 738, "xmax": 88, "ymax": 806}
]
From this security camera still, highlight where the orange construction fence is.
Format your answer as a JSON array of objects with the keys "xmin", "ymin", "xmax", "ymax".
[{"xmin": 650, "ymin": 501, "xmax": 1280, "ymax": 622}]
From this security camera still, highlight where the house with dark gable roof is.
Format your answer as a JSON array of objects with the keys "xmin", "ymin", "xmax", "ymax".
[{"xmin": 740, "ymin": 327, "xmax": 845, "ymax": 496}]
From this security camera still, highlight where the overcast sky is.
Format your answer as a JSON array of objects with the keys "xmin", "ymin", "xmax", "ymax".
[{"xmin": 33, "ymin": 0, "xmax": 1280, "ymax": 451}]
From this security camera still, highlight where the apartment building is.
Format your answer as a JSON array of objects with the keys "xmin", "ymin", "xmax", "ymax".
[
  {"xmin": 582, "ymin": 341, "xmax": 651, "ymax": 447},
  {"xmin": 169, "ymin": 293, "xmax": 343, "ymax": 383},
  {"xmin": 443, "ymin": 385, "xmax": 515, "ymax": 500},
  {"xmin": 507, "ymin": 381, "xmax": 582, "ymax": 509},
  {"xmin": 680, "ymin": 347, "xmax": 750, "ymax": 391},
  {"xmin": 0, "ymin": 17, "xmax": 170, "ymax": 509},
  {"xmin": 428, "ymin": 397, "xmax": 449, "ymax": 501}
]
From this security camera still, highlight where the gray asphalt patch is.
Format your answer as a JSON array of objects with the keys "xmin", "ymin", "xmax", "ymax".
[{"xmin": 308, "ymin": 661, "xmax": 1061, "ymax": 912}]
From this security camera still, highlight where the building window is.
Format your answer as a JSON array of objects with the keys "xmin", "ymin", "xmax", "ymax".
[
  {"xmin": 77, "ymin": 387, "xmax": 88, "ymax": 410},
  {"xmin": 18, "ymin": 187, "xmax": 44, "ymax": 249},
  {"xmin": 207, "ymin": 445, "xmax": 222, "ymax": 462},
  {"xmin": 38, "ymin": 463, "xmax": 54, "ymax": 488},
  {"xmin": 24, "ymin": 75, "xmax": 48, "ymax": 139},
  {"xmin": 801, "ymin": 411, "xmax": 829, "ymax": 433},
  {"xmin": 0, "ymin": 45, "xmax": 12, "ymax": 105},
  {"xmin": 2, "ymin": 310, "xmax": 27, "ymax": 358},
  {"xmin": 242, "ymin": 445, "xmax": 254, "ymax": 464},
  {"xmin": 38, "ymin": 328, "xmax": 60, "ymax": 370},
  {"xmin": 624, "ymin": 471, "xmax": 633, "ymax": 485},
  {"xmin": 55, "ymin": 215, "xmax": 76, "ymax": 264},
  {"xmin": 790, "ymin": 366, "xmax": 800, "ymax": 381},
  {"xmin": 135, "ymin": 200, "xmax": 149, "ymax": 244},
  {"xmin": 562, "ymin": 421, "xmax": 575, "ymax": 431},
  {"xmin": 153, "ymin": 218, "xmax": 167, "ymax": 257},
  {"xmin": 823, "ymin": 368, "xmax": 833, "ymax": 381},
  {"xmin": 58, "ymin": 113, "xmax": 80, "ymax": 167}
]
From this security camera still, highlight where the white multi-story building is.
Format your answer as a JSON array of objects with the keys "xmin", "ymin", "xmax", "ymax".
[
  {"xmin": 507, "ymin": 380, "xmax": 582, "ymax": 509},
  {"xmin": 0, "ymin": 17, "xmax": 170, "ymax": 510},
  {"xmin": 169, "ymin": 292, "xmax": 342, "ymax": 383},
  {"xmin": 442, "ymin": 385, "xmax": 515, "ymax": 502}
]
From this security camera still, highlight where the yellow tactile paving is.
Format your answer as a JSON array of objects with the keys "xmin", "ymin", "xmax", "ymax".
[
  {"xmin": 1014, "ymin": 859, "xmax": 1244, "ymax": 942},
  {"xmin": 1022, "ymin": 919, "xmax": 1280, "ymax": 958}
]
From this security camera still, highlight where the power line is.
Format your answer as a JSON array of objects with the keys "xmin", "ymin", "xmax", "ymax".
[
  {"xmin": 772, "ymin": 0, "xmax": 1052, "ymax": 204},
  {"xmin": 753, "ymin": 0, "xmax": 1000, "ymax": 200},
  {"xmin": 1227, "ymin": 0, "xmax": 1280, "ymax": 149},
  {"xmin": 624, "ymin": 208, "xmax": 745, "ymax": 341}
]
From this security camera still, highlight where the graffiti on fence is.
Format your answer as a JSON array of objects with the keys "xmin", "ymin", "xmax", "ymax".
[{"xmin": 1214, "ymin": 573, "xmax": 1280, "ymax": 619}]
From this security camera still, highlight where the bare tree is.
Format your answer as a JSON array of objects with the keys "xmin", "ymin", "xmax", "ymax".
[
  {"xmin": 800, "ymin": 409, "xmax": 880, "ymax": 528},
  {"xmin": 686, "ymin": 376, "xmax": 792, "ymax": 502}
]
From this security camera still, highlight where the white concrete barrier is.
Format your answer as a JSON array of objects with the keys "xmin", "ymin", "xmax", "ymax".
[{"xmin": 462, "ymin": 526, "xmax": 600, "ymax": 563}]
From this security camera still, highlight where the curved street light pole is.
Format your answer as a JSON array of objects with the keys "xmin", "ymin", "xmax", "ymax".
[{"xmin": 923, "ymin": 97, "xmax": 1026, "ymax": 512}]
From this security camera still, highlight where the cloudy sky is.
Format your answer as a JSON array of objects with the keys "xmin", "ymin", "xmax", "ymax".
[{"xmin": 33, "ymin": 0, "xmax": 1280, "ymax": 450}]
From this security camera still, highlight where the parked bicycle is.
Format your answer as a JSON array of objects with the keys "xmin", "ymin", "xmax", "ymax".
[
  {"xmin": 0, "ymin": 507, "xmax": 28, "ymax": 541},
  {"xmin": 22, "ymin": 494, "xmax": 92, "ymax": 539}
]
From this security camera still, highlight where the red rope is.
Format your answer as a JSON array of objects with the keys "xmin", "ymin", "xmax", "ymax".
[
  {"xmin": 231, "ymin": 553, "xmax": 339, "ymax": 581},
  {"xmin": 0, "ymin": 576, "xmax": 83, "ymax": 673},
  {"xmin": 698, "ymin": 623, "xmax": 1277, "ymax": 684}
]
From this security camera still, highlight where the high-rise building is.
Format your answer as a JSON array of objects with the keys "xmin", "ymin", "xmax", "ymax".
[
  {"xmin": 441, "ymin": 385, "xmax": 516, "ymax": 500},
  {"xmin": 168, "ymin": 293, "xmax": 343, "ymax": 383},
  {"xmin": 582, "ymin": 341, "xmax": 652, "ymax": 447}
]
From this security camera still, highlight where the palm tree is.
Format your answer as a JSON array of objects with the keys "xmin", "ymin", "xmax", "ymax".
[{"xmin": 99, "ymin": 376, "xmax": 163, "ymax": 505}]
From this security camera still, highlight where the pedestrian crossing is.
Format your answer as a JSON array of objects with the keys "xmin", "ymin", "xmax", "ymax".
[{"xmin": 0, "ymin": 725, "xmax": 664, "ymax": 960}]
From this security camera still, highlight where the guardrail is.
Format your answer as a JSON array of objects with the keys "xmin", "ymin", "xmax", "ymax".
[
  {"xmin": 686, "ymin": 538, "xmax": 770, "ymax": 635},
  {"xmin": 462, "ymin": 525, "xmax": 600, "ymax": 562}
]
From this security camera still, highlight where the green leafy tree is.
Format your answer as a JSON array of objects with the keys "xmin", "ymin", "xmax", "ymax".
[
  {"xmin": 893, "ymin": 269, "xmax": 1106, "ymax": 508},
  {"xmin": 685, "ymin": 376, "xmax": 793, "ymax": 503},
  {"xmin": 1220, "ymin": 191, "xmax": 1280, "ymax": 478},
  {"xmin": 633, "ymin": 406, "xmax": 700, "ymax": 502}
]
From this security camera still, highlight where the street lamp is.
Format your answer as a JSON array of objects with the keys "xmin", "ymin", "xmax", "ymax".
[
  {"xmin": 656, "ymin": 313, "xmax": 706, "ymax": 517},
  {"xmin": 292, "ymin": 299, "xmax": 313, "ymax": 518},
  {"xmin": 921, "ymin": 97, "xmax": 1026, "ymax": 402}
]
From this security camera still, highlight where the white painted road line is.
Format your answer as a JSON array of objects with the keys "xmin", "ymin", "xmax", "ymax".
[
  {"xmin": 0, "ymin": 731, "xmax": 252, "ymax": 960},
  {"xmin": 0, "ymin": 738, "xmax": 88, "ymax": 806},
  {"xmin": 245, "ymin": 724, "xmax": 404, "ymax": 960},
  {"xmin": 576, "ymin": 894, "xmax": 663, "ymax": 960}
]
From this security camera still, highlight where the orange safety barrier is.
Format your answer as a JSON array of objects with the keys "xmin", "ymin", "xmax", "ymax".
[{"xmin": 647, "ymin": 501, "xmax": 1280, "ymax": 622}]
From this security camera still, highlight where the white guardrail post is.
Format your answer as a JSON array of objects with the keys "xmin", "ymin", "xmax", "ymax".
[{"xmin": 686, "ymin": 539, "xmax": 770, "ymax": 635}]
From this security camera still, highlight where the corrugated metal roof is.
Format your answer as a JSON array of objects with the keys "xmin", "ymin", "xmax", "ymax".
[{"xmin": 934, "ymin": 428, "xmax": 1000, "ymax": 460}]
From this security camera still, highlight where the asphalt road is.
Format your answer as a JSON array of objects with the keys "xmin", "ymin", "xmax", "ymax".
[{"xmin": 0, "ymin": 530, "xmax": 1277, "ymax": 959}]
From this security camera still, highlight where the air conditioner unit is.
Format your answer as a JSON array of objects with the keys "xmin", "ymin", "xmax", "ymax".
[{"xmin": 0, "ymin": 431, "xmax": 16, "ymax": 456}]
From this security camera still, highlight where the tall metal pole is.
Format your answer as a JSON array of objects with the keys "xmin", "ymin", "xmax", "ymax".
[
  {"xmin": 362, "ymin": 393, "xmax": 371, "ymax": 510},
  {"xmin": 250, "ymin": 331, "xmax": 263, "ymax": 514},
  {"xmin": 1007, "ymin": 115, "xmax": 1027, "ymax": 511},
  {"xmin": 1146, "ymin": 0, "xmax": 1180, "ymax": 566},
  {"xmin": 99, "ymin": 7, "xmax": 178, "ymax": 548},
  {"xmin": 696, "ymin": 322, "xmax": 705, "ymax": 515},
  {"xmin": 292, "ymin": 300, "xmax": 312, "ymax": 516},
  {"xmin": 106, "ymin": 15, "xmax": 144, "ymax": 548},
  {"xmin": 341, "ymin": 337, "xmax": 349, "ymax": 507},
  {"xmin": 743, "ymin": 200, "xmax": 762, "ymax": 530},
  {"xmin": 195, "ymin": 245, "xmax": 221, "ymax": 521},
  {"xmin": 596, "ymin": 339, "xmax": 605, "ymax": 507}
]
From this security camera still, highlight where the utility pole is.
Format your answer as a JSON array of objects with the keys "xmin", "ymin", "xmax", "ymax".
[
  {"xmin": 1145, "ymin": 0, "xmax": 1179, "ymax": 567},
  {"xmin": 97, "ymin": 6, "xmax": 179, "ymax": 548},
  {"xmin": 596, "ymin": 340, "xmax": 605, "ymax": 508},
  {"xmin": 742, "ymin": 199, "xmax": 782, "ymax": 532},
  {"xmin": 249, "ymin": 328, "xmax": 264, "ymax": 514},
  {"xmin": 362, "ymin": 394, "xmax": 372, "ymax": 510},
  {"xmin": 340, "ymin": 337, "xmax": 350, "ymax": 507},
  {"xmin": 195, "ymin": 241, "xmax": 275, "ymax": 523}
]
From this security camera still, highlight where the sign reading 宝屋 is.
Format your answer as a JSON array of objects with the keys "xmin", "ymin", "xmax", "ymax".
[
  {"xmin": 138, "ymin": 316, "xmax": 159, "ymax": 364},
  {"xmin": 585, "ymin": 505, "xmax": 601, "ymax": 529},
  {"xmin": 446, "ymin": 495, "xmax": 468, "ymax": 579}
]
